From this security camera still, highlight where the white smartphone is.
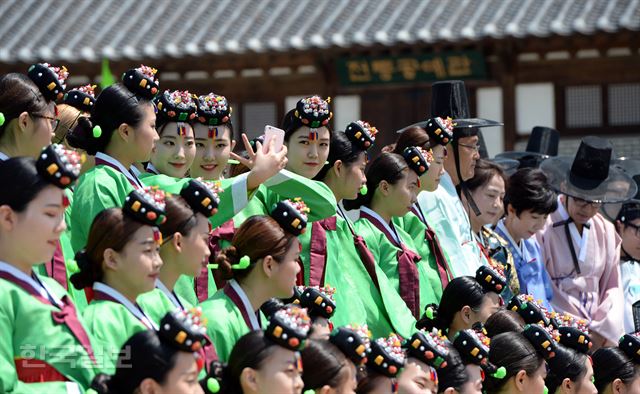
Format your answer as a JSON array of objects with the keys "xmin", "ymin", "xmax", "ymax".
[{"xmin": 263, "ymin": 125, "xmax": 285, "ymax": 153}]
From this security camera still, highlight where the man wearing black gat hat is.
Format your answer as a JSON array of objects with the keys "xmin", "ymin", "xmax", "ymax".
[
  {"xmin": 536, "ymin": 136, "xmax": 637, "ymax": 347},
  {"xmin": 398, "ymin": 80, "xmax": 502, "ymax": 277}
]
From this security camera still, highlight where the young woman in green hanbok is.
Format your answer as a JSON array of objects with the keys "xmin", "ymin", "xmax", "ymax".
[
  {"xmin": 0, "ymin": 145, "xmax": 97, "ymax": 391},
  {"xmin": 138, "ymin": 179, "xmax": 221, "ymax": 316},
  {"xmin": 71, "ymin": 187, "xmax": 173, "ymax": 374},
  {"xmin": 348, "ymin": 152, "xmax": 426, "ymax": 323},
  {"xmin": 67, "ymin": 65, "xmax": 161, "ymax": 254},
  {"xmin": 201, "ymin": 199, "xmax": 308, "ymax": 362}
]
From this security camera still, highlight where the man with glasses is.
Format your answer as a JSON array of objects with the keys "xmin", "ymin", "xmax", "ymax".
[
  {"xmin": 398, "ymin": 80, "xmax": 502, "ymax": 277},
  {"xmin": 537, "ymin": 136, "xmax": 637, "ymax": 348}
]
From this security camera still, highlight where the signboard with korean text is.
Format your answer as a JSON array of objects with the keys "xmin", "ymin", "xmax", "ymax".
[{"xmin": 337, "ymin": 51, "xmax": 487, "ymax": 86}]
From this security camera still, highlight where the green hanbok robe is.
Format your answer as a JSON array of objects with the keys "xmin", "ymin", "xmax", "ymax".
[
  {"xmin": 200, "ymin": 280, "xmax": 268, "ymax": 362},
  {"xmin": 0, "ymin": 262, "xmax": 97, "ymax": 392}
]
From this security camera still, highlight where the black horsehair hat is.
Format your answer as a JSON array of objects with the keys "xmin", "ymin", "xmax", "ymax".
[
  {"xmin": 396, "ymin": 81, "xmax": 502, "ymax": 137},
  {"xmin": 265, "ymin": 305, "xmax": 311, "ymax": 351},
  {"xmin": 270, "ymin": 198, "xmax": 310, "ymax": 236},
  {"xmin": 495, "ymin": 126, "xmax": 560, "ymax": 169},
  {"xmin": 27, "ymin": 63, "xmax": 69, "ymax": 102},
  {"xmin": 541, "ymin": 136, "xmax": 637, "ymax": 204},
  {"xmin": 36, "ymin": 144, "xmax": 84, "ymax": 189},
  {"xmin": 63, "ymin": 84, "xmax": 96, "ymax": 113}
]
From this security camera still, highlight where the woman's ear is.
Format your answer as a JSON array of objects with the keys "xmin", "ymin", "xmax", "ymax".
[
  {"xmin": 331, "ymin": 160, "xmax": 344, "ymax": 178},
  {"xmin": 103, "ymin": 248, "xmax": 119, "ymax": 271},
  {"xmin": 561, "ymin": 377, "xmax": 573, "ymax": 393},
  {"xmin": 117, "ymin": 123, "xmax": 130, "ymax": 142},
  {"xmin": 460, "ymin": 305, "xmax": 472, "ymax": 324},
  {"xmin": 171, "ymin": 232, "xmax": 183, "ymax": 252},
  {"xmin": 0, "ymin": 205, "xmax": 16, "ymax": 231},
  {"xmin": 514, "ymin": 370, "xmax": 528, "ymax": 391},
  {"xmin": 318, "ymin": 385, "xmax": 333, "ymax": 394},
  {"xmin": 378, "ymin": 180, "xmax": 390, "ymax": 196},
  {"xmin": 612, "ymin": 378, "xmax": 623, "ymax": 393},
  {"xmin": 240, "ymin": 367, "xmax": 259, "ymax": 392},
  {"xmin": 138, "ymin": 377, "xmax": 159, "ymax": 394},
  {"xmin": 17, "ymin": 111, "xmax": 31, "ymax": 133},
  {"xmin": 261, "ymin": 255, "xmax": 275, "ymax": 278},
  {"xmin": 443, "ymin": 387, "xmax": 457, "ymax": 394}
]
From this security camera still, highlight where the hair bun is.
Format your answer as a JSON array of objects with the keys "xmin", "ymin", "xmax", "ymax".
[
  {"xmin": 424, "ymin": 117, "xmax": 454, "ymax": 146},
  {"xmin": 476, "ymin": 265, "xmax": 507, "ymax": 296},
  {"xmin": 123, "ymin": 187, "xmax": 167, "ymax": 226},
  {"xmin": 180, "ymin": 179, "xmax": 222, "ymax": 218},
  {"xmin": 195, "ymin": 93, "xmax": 232, "ymax": 133},
  {"xmin": 121, "ymin": 65, "xmax": 160, "ymax": 100},
  {"xmin": 155, "ymin": 90, "xmax": 198, "ymax": 125},
  {"xmin": 402, "ymin": 146, "xmax": 432, "ymax": 176},
  {"xmin": 158, "ymin": 308, "xmax": 210, "ymax": 353},
  {"xmin": 265, "ymin": 305, "xmax": 311, "ymax": 351},
  {"xmin": 294, "ymin": 95, "xmax": 332, "ymax": 130},
  {"xmin": 295, "ymin": 286, "xmax": 336, "ymax": 319},
  {"xmin": 367, "ymin": 333, "xmax": 406, "ymax": 378},
  {"xmin": 330, "ymin": 325, "xmax": 371, "ymax": 366}
]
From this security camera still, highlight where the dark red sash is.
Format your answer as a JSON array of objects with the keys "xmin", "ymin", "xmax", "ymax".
[
  {"xmin": 45, "ymin": 241, "xmax": 68, "ymax": 290},
  {"xmin": 359, "ymin": 210, "xmax": 421, "ymax": 318},
  {"xmin": 0, "ymin": 271, "xmax": 97, "ymax": 366},
  {"xmin": 208, "ymin": 220, "xmax": 236, "ymax": 290},
  {"xmin": 308, "ymin": 216, "xmax": 337, "ymax": 286},
  {"xmin": 223, "ymin": 282, "xmax": 261, "ymax": 330},
  {"xmin": 411, "ymin": 206, "xmax": 452, "ymax": 289},
  {"xmin": 14, "ymin": 359, "xmax": 68, "ymax": 383}
]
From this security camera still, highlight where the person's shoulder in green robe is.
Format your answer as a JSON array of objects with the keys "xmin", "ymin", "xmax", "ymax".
[
  {"xmin": 70, "ymin": 165, "xmax": 135, "ymax": 253},
  {"xmin": 137, "ymin": 288, "xmax": 188, "ymax": 326},
  {"xmin": 82, "ymin": 298, "xmax": 149, "ymax": 374},
  {"xmin": 0, "ymin": 275, "xmax": 97, "ymax": 391},
  {"xmin": 200, "ymin": 289, "xmax": 267, "ymax": 362}
]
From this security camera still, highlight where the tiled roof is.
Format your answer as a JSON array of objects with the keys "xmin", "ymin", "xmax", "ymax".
[{"xmin": 0, "ymin": 0, "xmax": 638, "ymax": 63}]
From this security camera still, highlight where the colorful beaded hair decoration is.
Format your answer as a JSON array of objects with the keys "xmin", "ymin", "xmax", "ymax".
[
  {"xmin": 180, "ymin": 178, "xmax": 222, "ymax": 218},
  {"xmin": 476, "ymin": 265, "xmax": 507, "ymax": 295},
  {"xmin": 195, "ymin": 93, "xmax": 232, "ymax": 139},
  {"xmin": 123, "ymin": 187, "xmax": 167, "ymax": 230},
  {"xmin": 155, "ymin": 90, "xmax": 198, "ymax": 136},
  {"xmin": 27, "ymin": 63, "xmax": 69, "ymax": 101},
  {"xmin": 270, "ymin": 198, "xmax": 310, "ymax": 236},
  {"xmin": 345, "ymin": 120, "xmax": 378, "ymax": 150},
  {"xmin": 266, "ymin": 305, "xmax": 311, "ymax": 351},
  {"xmin": 294, "ymin": 96, "xmax": 332, "ymax": 140},
  {"xmin": 122, "ymin": 64, "xmax": 160, "ymax": 100},
  {"xmin": 424, "ymin": 117, "xmax": 455, "ymax": 146},
  {"xmin": 367, "ymin": 333, "xmax": 406, "ymax": 378},
  {"xmin": 406, "ymin": 329, "xmax": 450, "ymax": 369},
  {"xmin": 402, "ymin": 146, "xmax": 433, "ymax": 177},
  {"xmin": 159, "ymin": 308, "xmax": 210, "ymax": 371},
  {"xmin": 36, "ymin": 144, "xmax": 84, "ymax": 190},
  {"xmin": 63, "ymin": 84, "xmax": 96, "ymax": 113},
  {"xmin": 330, "ymin": 324, "xmax": 372, "ymax": 366},
  {"xmin": 296, "ymin": 286, "xmax": 337, "ymax": 319}
]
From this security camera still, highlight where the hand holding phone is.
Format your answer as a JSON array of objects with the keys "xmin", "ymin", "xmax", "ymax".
[{"xmin": 263, "ymin": 125, "xmax": 285, "ymax": 153}]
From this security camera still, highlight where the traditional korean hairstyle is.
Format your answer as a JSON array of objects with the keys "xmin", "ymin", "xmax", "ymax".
[
  {"xmin": 436, "ymin": 344, "xmax": 469, "ymax": 393},
  {"xmin": 213, "ymin": 199, "xmax": 309, "ymax": 281},
  {"xmin": 91, "ymin": 309, "xmax": 210, "ymax": 394},
  {"xmin": 68, "ymin": 65, "xmax": 160, "ymax": 155},
  {"xmin": 282, "ymin": 95, "xmax": 333, "ymax": 141},
  {"xmin": 483, "ymin": 309, "xmax": 525, "ymax": 338},
  {"xmin": 160, "ymin": 179, "xmax": 221, "ymax": 240},
  {"xmin": 415, "ymin": 276, "xmax": 486, "ymax": 333},
  {"xmin": 343, "ymin": 152, "xmax": 409, "ymax": 210},
  {"xmin": 314, "ymin": 120, "xmax": 377, "ymax": 181},
  {"xmin": 0, "ymin": 144, "xmax": 82, "ymax": 212},
  {"xmin": 205, "ymin": 306, "xmax": 310, "ymax": 394},
  {"xmin": 71, "ymin": 187, "xmax": 166, "ymax": 289},
  {"xmin": 301, "ymin": 339, "xmax": 352, "ymax": 391},
  {"xmin": 393, "ymin": 117, "xmax": 454, "ymax": 154},
  {"xmin": 593, "ymin": 333, "xmax": 640, "ymax": 392},
  {"xmin": 0, "ymin": 72, "xmax": 54, "ymax": 140}
]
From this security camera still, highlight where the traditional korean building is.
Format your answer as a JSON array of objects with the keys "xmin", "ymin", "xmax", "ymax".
[{"xmin": 0, "ymin": 0, "xmax": 638, "ymax": 156}]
